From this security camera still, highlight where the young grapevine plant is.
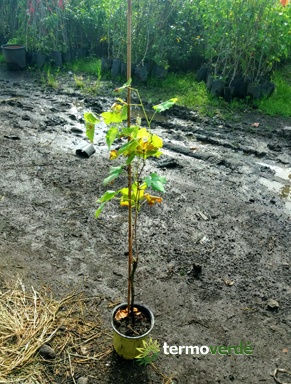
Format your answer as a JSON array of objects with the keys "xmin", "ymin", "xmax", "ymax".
[
  {"xmin": 84, "ymin": 79, "xmax": 177, "ymax": 316},
  {"xmin": 84, "ymin": 81, "xmax": 177, "ymax": 218}
]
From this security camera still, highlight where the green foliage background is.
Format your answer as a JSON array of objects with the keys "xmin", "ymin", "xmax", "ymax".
[{"xmin": 0, "ymin": 0, "xmax": 291, "ymax": 83}]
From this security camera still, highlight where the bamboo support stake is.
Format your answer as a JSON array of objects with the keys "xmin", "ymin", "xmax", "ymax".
[{"xmin": 127, "ymin": 0, "xmax": 133, "ymax": 317}]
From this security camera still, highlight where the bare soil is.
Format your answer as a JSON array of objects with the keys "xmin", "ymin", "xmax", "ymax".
[{"xmin": 0, "ymin": 64, "xmax": 291, "ymax": 384}]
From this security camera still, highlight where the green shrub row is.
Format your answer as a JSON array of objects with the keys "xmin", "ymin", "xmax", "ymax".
[{"xmin": 1, "ymin": 0, "xmax": 290, "ymax": 85}]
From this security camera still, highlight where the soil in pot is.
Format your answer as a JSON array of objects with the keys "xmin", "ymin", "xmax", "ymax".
[
  {"xmin": 114, "ymin": 306, "xmax": 152, "ymax": 337},
  {"xmin": 112, "ymin": 304, "xmax": 154, "ymax": 359}
]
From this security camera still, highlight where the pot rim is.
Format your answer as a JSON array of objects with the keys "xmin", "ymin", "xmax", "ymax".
[
  {"xmin": 1, "ymin": 44, "xmax": 26, "ymax": 50},
  {"xmin": 111, "ymin": 302, "xmax": 154, "ymax": 340}
]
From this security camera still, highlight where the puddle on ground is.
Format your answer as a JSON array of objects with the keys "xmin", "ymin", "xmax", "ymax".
[
  {"xmin": 258, "ymin": 162, "xmax": 291, "ymax": 180},
  {"xmin": 259, "ymin": 178, "xmax": 291, "ymax": 211},
  {"xmin": 258, "ymin": 162, "xmax": 291, "ymax": 211}
]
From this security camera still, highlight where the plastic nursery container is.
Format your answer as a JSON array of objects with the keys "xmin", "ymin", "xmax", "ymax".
[
  {"xmin": 1, "ymin": 44, "xmax": 26, "ymax": 70},
  {"xmin": 111, "ymin": 302, "xmax": 154, "ymax": 360}
]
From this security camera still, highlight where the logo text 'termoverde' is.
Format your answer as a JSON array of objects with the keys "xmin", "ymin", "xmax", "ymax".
[{"xmin": 163, "ymin": 341, "xmax": 253, "ymax": 355}]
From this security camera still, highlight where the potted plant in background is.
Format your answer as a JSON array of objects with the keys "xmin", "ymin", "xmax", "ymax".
[
  {"xmin": 1, "ymin": 39, "xmax": 26, "ymax": 70},
  {"xmin": 20, "ymin": 0, "xmax": 67, "ymax": 67},
  {"xmin": 84, "ymin": 82, "xmax": 177, "ymax": 359}
]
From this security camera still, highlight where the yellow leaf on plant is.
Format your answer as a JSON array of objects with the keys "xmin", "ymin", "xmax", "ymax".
[
  {"xmin": 137, "ymin": 127, "xmax": 151, "ymax": 140},
  {"xmin": 151, "ymin": 134, "xmax": 163, "ymax": 148},
  {"xmin": 144, "ymin": 193, "xmax": 163, "ymax": 206},
  {"xmin": 111, "ymin": 103, "xmax": 122, "ymax": 112},
  {"xmin": 119, "ymin": 183, "xmax": 146, "ymax": 207},
  {"xmin": 110, "ymin": 149, "xmax": 118, "ymax": 159}
]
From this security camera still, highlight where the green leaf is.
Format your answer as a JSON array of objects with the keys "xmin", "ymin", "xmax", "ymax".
[
  {"xmin": 97, "ymin": 190, "xmax": 117, "ymax": 203},
  {"xmin": 114, "ymin": 78, "xmax": 132, "ymax": 93},
  {"xmin": 95, "ymin": 202, "xmax": 106, "ymax": 218},
  {"xmin": 84, "ymin": 112, "xmax": 100, "ymax": 143},
  {"xmin": 102, "ymin": 110, "xmax": 124, "ymax": 125},
  {"xmin": 106, "ymin": 126, "xmax": 119, "ymax": 148},
  {"xmin": 120, "ymin": 105, "xmax": 128, "ymax": 121},
  {"xmin": 84, "ymin": 111, "xmax": 100, "ymax": 124},
  {"xmin": 120, "ymin": 125, "xmax": 139, "ymax": 138},
  {"xmin": 103, "ymin": 166, "xmax": 124, "ymax": 185},
  {"xmin": 117, "ymin": 139, "xmax": 138, "ymax": 157},
  {"xmin": 85, "ymin": 121, "xmax": 95, "ymax": 143},
  {"xmin": 153, "ymin": 98, "xmax": 178, "ymax": 113},
  {"xmin": 126, "ymin": 152, "xmax": 136, "ymax": 165},
  {"xmin": 95, "ymin": 190, "xmax": 117, "ymax": 218},
  {"xmin": 144, "ymin": 173, "xmax": 167, "ymax": 192}
]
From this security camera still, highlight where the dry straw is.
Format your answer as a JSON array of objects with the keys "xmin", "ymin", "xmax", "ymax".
[{"xmin": 0, "ymin": 280, "xmax": 111, "ymax": 383}]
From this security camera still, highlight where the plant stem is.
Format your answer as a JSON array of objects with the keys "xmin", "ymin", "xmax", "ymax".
[{"xmin": 127, "ymin": 0, "xmax": 133, "ymax": 319}]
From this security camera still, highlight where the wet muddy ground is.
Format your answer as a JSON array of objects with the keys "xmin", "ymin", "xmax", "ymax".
[{"xmin": 0, "ymin": 64, "xmax": 291, "ymax": 383}]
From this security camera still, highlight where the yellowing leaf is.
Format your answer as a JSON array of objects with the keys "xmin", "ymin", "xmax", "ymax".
[
  {"xmin": 119, "ymin": 187, "xmax": 130, "ymax": 206},
  {"xmin": 151, "ymin": 134, "xmax": 163, "ymax": 148},
  {"xmin": 115, "ymin": 308, "xmax": 128, "ymax": 320},
  {"xmin": 111, "ymin": 103, "xmax": 122, "ymax": 112},
  {"xmin": 116, "ymin": 98, "xmax": 127, "ymax": 105},
  {"xmin": 109, "ymin": 149, "xmax": 118, "ymax": 159},
  {"xmin": 102, "ymin": 103, "xmax": 127, "ymax": 125},
  {"xmin": 115, "ymin": 306, "xmax": 140, "ymax": 320},
  {"xmin": 144, "ymin": 193, "xmax": 163, "ymax": 206},
  {"xmin": 119, "ymin": 183, "xmax": 146, "ymax": 207},
  {"xmin": 102, "ymin": 111, "xmax": 123, "ymax": 125},
  {"xmin": 135, "ymin": 132, "xmax": 163, "ymax": 159},
  {"xmin": 137, "ymin": 127, "xmax": 151, "ymax": 140}
]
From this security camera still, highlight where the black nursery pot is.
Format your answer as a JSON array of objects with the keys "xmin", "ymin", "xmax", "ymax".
[
  {"xmin": 111, "ymin": 303, "xmax": 154, "ymax": 360},
  {"xmin": 223, "ymin": 86, "xmax": 235, "ymax": 103},
  {"xmin": 1, "ymin": 44, "xmax": 26, "ymax": 70}
]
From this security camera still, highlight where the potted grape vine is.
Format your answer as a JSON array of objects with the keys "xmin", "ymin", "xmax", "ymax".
[{"xmin": 84, "ymin": 80, "xmax": 177, "ymax": 359}]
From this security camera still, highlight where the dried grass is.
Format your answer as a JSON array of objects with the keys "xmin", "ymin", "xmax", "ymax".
[{"xmin": 0, "ymin": 280, "xmax": 112, "ymax": 383}]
